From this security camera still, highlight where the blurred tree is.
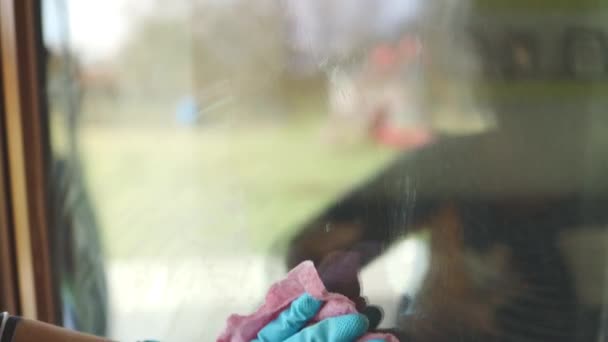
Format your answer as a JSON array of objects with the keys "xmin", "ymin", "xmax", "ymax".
[
  {"xmin": 190, "ymin": 0, "xmax": 288, "ymax": 118},
  {"xmin": 116, "ymin": 10, "xmax": 193, "ymax": 107},
  {"xmin": 108, "ymin": 0, "xmax": 293, "ymax": 121}
]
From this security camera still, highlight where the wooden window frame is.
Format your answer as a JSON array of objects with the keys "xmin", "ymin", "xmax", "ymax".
[
  {"xmin": 0, "ymin": 0, "xmax": 57, "ymax": 323},
  {"xmin": 0, "ymin": 50, "xmax": 19, "ymax": 316}
]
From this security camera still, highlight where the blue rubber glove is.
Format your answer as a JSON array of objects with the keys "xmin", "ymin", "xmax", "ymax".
[{"xmin": 252, "ymin": 293, "xmax": 381, "ymax": 342}]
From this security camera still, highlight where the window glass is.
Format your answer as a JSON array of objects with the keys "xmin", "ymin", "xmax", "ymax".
[{"xmin": 42, "ymin": 0, "xmax": 608, "ymax": 340}]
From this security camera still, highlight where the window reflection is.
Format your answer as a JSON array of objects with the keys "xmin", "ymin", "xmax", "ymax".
[
  {"xmin": 565, "ymin": 29, "xmax": 607, "ymax": 79},
  {"xmin": 504, "ymin": 32, "xmax": 538, "ymax": 78}
]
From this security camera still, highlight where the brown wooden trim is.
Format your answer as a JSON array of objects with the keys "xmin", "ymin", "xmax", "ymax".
[
  {"xmin": 0, "ymin": 56, "xmax": 19, "ymax": 314},
  {"xmin": 0, "ymin": 0, "xmax": 56, "ymax": 322}
]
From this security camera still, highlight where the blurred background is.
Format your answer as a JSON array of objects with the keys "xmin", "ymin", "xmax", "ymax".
[{"xmin": 40, "ymin": 0, "xmax": 608, "ymax": 341}]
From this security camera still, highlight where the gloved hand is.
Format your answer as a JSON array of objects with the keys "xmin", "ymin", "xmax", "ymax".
[{"xmin": 251, "ymin": 293, "xmax": 385, "ymax": 342}]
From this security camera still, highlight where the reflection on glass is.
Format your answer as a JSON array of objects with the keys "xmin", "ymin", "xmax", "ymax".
[
  {"xmin": 42, "ymin": 0, "xmax": 608, "ymax": 341},
  {"xmin": 566, "ymin": 29, "xmax": 607, "ymax": 79},
  {"xmin": 504, "ymin": 32, "xmax": 538, "ymax": 78}
]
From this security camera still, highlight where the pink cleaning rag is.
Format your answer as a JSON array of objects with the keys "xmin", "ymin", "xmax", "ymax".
[{"xmin": 217, "ymin": 260, "xmax": 398, "ymax": 342}]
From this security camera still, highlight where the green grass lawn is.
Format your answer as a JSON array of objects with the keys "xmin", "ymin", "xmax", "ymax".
[
  {"xmin": 59, "ymin": 80, "xmax": 608, "ymax": 260},
  {"xmin": 476, "ymin": 81, "xmax": 608, "ymax": 102},
  {"xmin": 474, "ymin": 0, "xmax": 608, "ymax": 11},
  {"xmin": 76, "ymin": 119, "xmax": 397, "ymax": 259}
]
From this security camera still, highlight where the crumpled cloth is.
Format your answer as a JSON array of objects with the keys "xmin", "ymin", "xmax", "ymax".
[{"xmin": 217, "ymin": 260, "xmax": 398, "ymax": 342}]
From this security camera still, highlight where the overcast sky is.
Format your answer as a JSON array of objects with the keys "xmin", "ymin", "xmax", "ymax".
[{"xmin": 42, "ymin": 0, "xmax": 421, "ymax": 65}]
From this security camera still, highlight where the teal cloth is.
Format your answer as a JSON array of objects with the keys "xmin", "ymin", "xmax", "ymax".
[{"xmin": 252, "ymin": 293, "xmax": 381, "ymax": 342}]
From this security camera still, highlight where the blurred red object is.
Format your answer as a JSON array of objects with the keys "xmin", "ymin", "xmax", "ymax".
[
  {"xmin": 371, "ymin": 110, "xmax": 434, "ymax": 150},
  {"xmin": 398, "ymin": 35, "xmax": 422, "ymax": 61},
  {"xmin": 371, "ymin": 44, "xmax": 399, "ymax": 71}
]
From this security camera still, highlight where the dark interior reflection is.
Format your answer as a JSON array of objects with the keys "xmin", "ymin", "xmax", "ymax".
[{"xmin": 287, "ymin": 5, "xmax": 608, "ymax": 342}]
